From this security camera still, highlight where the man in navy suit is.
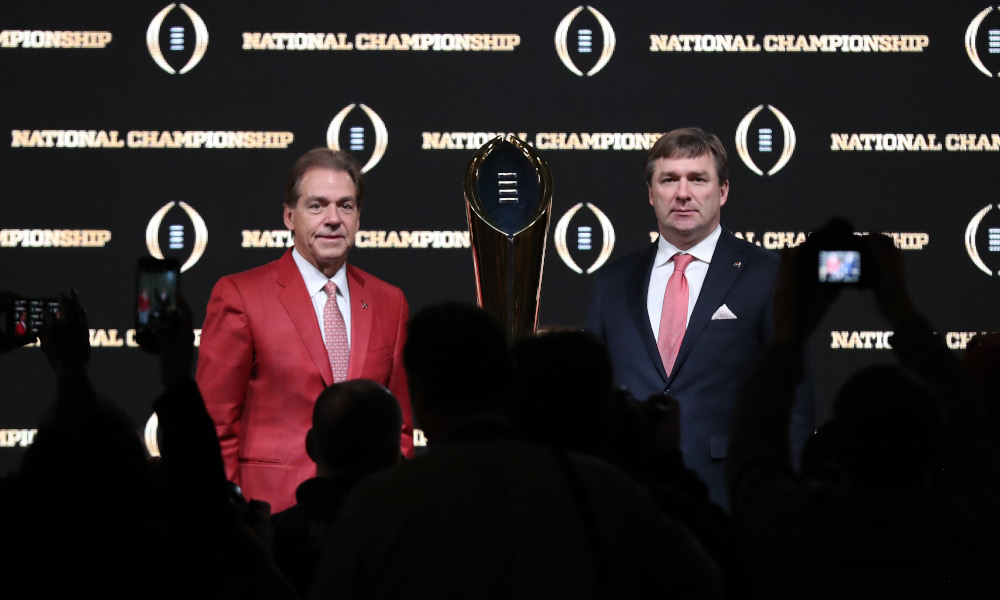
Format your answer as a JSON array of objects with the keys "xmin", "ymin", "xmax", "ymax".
[{"xmin": 586, "ymin": 127, "xmax": 812, "ymax": 509}]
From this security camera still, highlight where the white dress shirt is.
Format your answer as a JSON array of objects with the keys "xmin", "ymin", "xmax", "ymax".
[
  {"xmin": 647, "ymin": 225, "xmax": 722, "ymax": 341},
  {"xmin": 292, "ymin": 248, "xmax": 352, "ymax": 347}
]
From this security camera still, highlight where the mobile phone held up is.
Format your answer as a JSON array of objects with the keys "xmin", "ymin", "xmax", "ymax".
[
  {"xmin": 4, "ymin": 297, "xmax": 60, "ymax": 343},
  {"xmin": 135, "ymin": 257, "xmax": 181, "ymax": 353}
]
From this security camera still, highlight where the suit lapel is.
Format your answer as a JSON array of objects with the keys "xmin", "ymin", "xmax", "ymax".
[
  {"xmin": 276, "ymin": 251, "xmax": 335, "ymax": 386},
  {"xmin": 668, "ymin": 230, "xmax": 746, "ymax": 385},
  {"xmin": 346, "ymin": 265, "xmax": 371, "ymax": 380},
  {"xmin": 627, "ymin": 242, "xmax": 669, "ymax": 385}
]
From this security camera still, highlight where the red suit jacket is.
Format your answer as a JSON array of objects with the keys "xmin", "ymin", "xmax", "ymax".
[{"xmin": 196, "ymin": 250, "xmax": 413, "ymax": 512}]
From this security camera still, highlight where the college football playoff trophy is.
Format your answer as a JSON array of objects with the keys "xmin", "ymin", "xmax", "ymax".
[{"xmin": 464, "ymin": 135, "xmax": 554, "ymax": 338}]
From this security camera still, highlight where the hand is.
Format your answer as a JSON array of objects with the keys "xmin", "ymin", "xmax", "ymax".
[
  {"xmin": 647, "ymin": 393, "xmax": 681, "ymax": 451},
  {"xmin": 155, "ymin": 294, "xmax": 196, "ymax": 388},
  {"xmin": 865, "ymin": 233, "xmax": 918, "ymax": 327},
  {"xmin": 39, "ymin": 290, "xmax": 91, "ymax": 377},
  {"xmin": 772, "ymin": 245, "xmax": 840, "ymax": 345},
  {"xmin": 235, "ymin": 499, "xmax": 275, "ymax": 559}
]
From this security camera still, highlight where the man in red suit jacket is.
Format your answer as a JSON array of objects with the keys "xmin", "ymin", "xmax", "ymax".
[{"xmin": 196, "ymin": 148, "xmax": 413, "ymax": 513}]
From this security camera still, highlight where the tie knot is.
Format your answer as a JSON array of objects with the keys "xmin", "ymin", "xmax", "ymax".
[
  {"xmin": 324, "ymin": 280, "xmax": 338, "ymax": 296},
  {"xmin": 673, "ymin": 253, "xmax": 695, "ymax": 272}
]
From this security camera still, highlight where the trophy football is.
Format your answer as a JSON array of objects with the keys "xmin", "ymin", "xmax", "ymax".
[{"xmin": 464, "ymin": 135, "xmax": 553, "ymax": 338}]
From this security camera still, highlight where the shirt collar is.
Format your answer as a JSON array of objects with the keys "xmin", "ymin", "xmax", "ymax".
[
  {"xmin": 654, "ymin": 225, "xmax": 722, "ymax": 267},
  {"xmin": 291, "ymin": 248, "xmax": 349, "ymax": 298}
]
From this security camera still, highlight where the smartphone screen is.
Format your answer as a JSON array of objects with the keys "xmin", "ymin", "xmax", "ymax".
[
  {"xmin": 7, "ymin": 298, "xmax": 60, "ymax": 340},
  {"xmin": 135, "ymin": 257, "xmax": 180, "ymax": 351},
  {"xmin": 818, "ymin": 250, "xmax": 861, "ymax": 284}
]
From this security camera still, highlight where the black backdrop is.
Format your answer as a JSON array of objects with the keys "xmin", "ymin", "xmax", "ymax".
[{"xmin": 2, "ymin": 1, "xmax": 999, "ymax": 472}]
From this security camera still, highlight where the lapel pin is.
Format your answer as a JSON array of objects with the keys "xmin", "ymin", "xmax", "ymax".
[
  {"xmin": 733, "ymin": 261, "xmax": 742, "ymax": 268},
  {"xmin": 362, "ymin": 301, "xmax": 368, "ymax": 309}
]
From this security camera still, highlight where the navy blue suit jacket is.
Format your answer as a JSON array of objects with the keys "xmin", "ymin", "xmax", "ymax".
[{"xmin": 586, "ymin": 229, "xmax": 813, "ymax": 509}]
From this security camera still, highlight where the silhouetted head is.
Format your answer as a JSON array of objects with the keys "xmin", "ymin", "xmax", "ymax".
[
  {"xmin": 403, "ymin": 303, "xmax": 513, "ymax": 418},
  {"xmin": 964, "ymin": 332, "xmax": 1000, "ymax": 444},
  {"xmin": 832, "ymin": 364, "xmax": 945, "ymax": 494},
  {"xmin": 306, "ymin": 379, "xmax": 402, "ymax": 478},
  {"xmin": 22, "ymin": 397, "xmax": 153, "ymax": 509},
  {"xmin": 511, "ymin": 329, "xmax": 614, "ymax": 455}
]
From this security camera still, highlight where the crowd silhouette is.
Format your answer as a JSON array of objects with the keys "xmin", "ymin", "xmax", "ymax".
[{"xmin": 1, "ymin": 229, "xmax": 998, "ymax": 599}]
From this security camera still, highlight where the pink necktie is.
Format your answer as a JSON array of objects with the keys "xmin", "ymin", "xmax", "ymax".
[
  {"xmin": 323, "ymin": 281, "xmax": 349, "ymax": 382},
  {"xmin": 657, "ymin": 253, "xmax": 694, "ymax": 376}
]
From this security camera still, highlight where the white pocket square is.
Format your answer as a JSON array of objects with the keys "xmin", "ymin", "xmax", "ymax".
[{"xmin": 711, "ymin": 304, "xmax": 737, "ymax": 320}]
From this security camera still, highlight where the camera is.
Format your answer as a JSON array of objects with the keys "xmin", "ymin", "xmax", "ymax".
[{"xmin": 803, "ymin": 218, "xmax": 874, "ymax": 287}]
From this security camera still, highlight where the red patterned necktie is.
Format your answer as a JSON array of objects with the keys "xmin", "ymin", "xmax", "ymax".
[
  {"xmin": 323, "ymin": 281, "xmax": 349, "ymax": 382},
  {"xmin": 657, "ymin": 253, "xmax": 694, "ymax": 376}
]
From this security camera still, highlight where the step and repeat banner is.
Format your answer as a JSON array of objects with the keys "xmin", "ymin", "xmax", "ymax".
[{"xmin": 2, "ymin": 1, "xmax": 998, "ymax": 472}]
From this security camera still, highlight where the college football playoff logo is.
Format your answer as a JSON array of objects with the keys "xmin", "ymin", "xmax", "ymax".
[
  {"xmin": 554, "ymin": 203, "xmax": 615, "ymax": 274},
  {"xmin": 965, "ymin": 204, "xmax": 1000, "ymax": 275},
  {"xmin": 146, "ymin": 201, "xmax": 208, "ymax": 272},
  {"xmin": 555, "ymin": 6, "xmax": 616, "ymax": 76},
  {"xmin": 735, "ymin": 105, "xmax": 796, "ymax": 176},
  {"xmin": 145, "ymin": 414, "xmax": 161, "ymax": 457},
  {"xmin": 326, "ymin": 104, "xmax": 389, "ymax": 173},
  {"xmin": 966, "ymin": 6, "xmax": 1000, "ymax": 77},
  {"xmin": 147, "ymin": 3, "xmax": 209, "ymax": 75}
]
